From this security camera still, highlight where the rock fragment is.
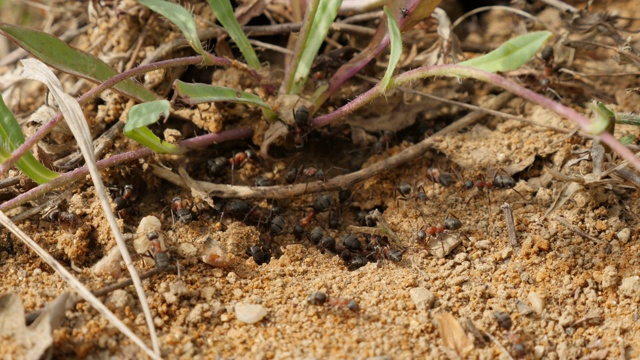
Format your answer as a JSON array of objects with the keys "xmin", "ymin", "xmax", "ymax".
[
  {"xmin": 618, "ymin": 276, "xmax": 640, "ymax": 298},
  {"xmin": 528, "ymin": 292, "xmax": 546, "ymax": 314},
  {"xmin": 601, "ymin": 265, "xmax": 618, "ymax": 289},
  {"xmin": 409, "ymin": 287, "xmax": 435, "ymax": 310},
  {"xmin": 235, "ymin": 303, "xmax": 267, "ymax": 324}
]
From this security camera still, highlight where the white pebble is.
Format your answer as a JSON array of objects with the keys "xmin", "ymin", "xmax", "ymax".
[
  {"xmin": 534, "ymin": 345, "xmax": 545, "ymax": 359},
  {"xmin": 616, "ymin": 228, "xmax": 631, "ymax": 243},
  {"xmin": 528, "ymin": 292, "xmax": 546, "ymax": 314},
  {"xmin": 618, "ymin": 276, "xmax": 640, "ymax": 298},
  {"xmin": 409, "ymin": 287, "xmax": 435, "ymax": 310},
  {"xmin": 235, "ymin": 303, "xmax": 267, "ymax": 324}
]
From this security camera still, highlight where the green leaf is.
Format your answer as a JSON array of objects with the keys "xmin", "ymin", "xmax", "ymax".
[
  {"xmin": 207, "ymin": 0, "xmax": 260, "ymax": 69},
  {"xmin": 459, "ymin": 31, "xmax": 552, "ymax": 73},
  {"xmin": 587, "ymin": 101, "xmax": 615, "ymax": 135},
  {"xmin": 0, "ymin": 23, "xmax": 156, "ymax": 102},
  {"xmin": 285, "ymin": 0, "xmax": 342, "ymax": 94},
  {"xmin": 0, "ymin": 94, "xmax": 58, "ymax": 184},
  {"xmin": 124, "ymin": 100, "xmax": 186, "ymax": 154},
  {"xmin": 380, "ymin": 6, "xmax": 402, "ymax": 93},
  {"xmin": 137, "ymin": 0, "xmax": 212, "ymax": 64},
  {"xmin": 173, "ymin": 80, "xmax": 277, "ymax": 121}
]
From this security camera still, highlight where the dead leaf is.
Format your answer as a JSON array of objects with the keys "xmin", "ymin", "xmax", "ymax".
[
  {"xmin": 0, "ymin": 292, "xmax": 70, "ymax": 360},
  {"xmin": 435, "ymin": 311, "xmax": 474, "ymax": 357}
]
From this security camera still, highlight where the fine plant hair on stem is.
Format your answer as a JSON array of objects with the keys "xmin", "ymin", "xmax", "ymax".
[
  {"xmin": 0, "ymin": 210, "xmax": 161, "ymax": 360},
  {"xmin": 0, "ymin": 127, "xmax": 253, "ymax": 212},
  {"xmin": 312, "ymin": 64, "xmax": 640, "ymax": 173},
  {"xmin": 152, "ymin": 92, "xmax": 513, "ymax": 199}
]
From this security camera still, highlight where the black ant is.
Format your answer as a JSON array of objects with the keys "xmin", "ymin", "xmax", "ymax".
[
  {"xmin": 293, "ymin": 105, "xmax": 311, "ymax": 148},
  {"xmin": 426, "ymin": 168, "xmax": 454, "ymax": 187},
  {"xmin": 110, "ymin": 184, "xmax": 135, "ymax": 218},
  {"xmin": 400, "ymin": 7, "xmax": 409, "ymax": 19},
  {"xmin": 46, "ymin": 209, "xmax": 78, "ymax": 227},
  {"xmin": 298, "ymin": 194, "xmax": 332, "ymax": 227},
  {"xmin": 171, "ymin": 196, "xmax": 193, "ymax": 224},
  {"xmin": 246, "ymin": 245, "xmax": 271, "ymax": 265},
  {"xmin": 395, "ymin": 183, "xmax": 427, "ymax": 206}
]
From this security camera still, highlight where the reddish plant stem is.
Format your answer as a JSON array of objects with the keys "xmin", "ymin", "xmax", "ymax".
[
  {"xmin": 1, "ymin": 51, "xmax": 266, "ymax": 176},
  {"xmin": 0, "ymin": 127, "xmax": 253, "ymax": 211},
  {"xmin": 312, "ymin": 64, "xmax": 640, "ymax": 172}
]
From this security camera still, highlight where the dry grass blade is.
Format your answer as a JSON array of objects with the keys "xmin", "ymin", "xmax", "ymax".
[
  {"xmin": 18, "ymin": 58, "xmax": 160, "ymax": 357},
  {"xmin": 0, "ymin": 211, "xmax": 159, "ymax": 359}
]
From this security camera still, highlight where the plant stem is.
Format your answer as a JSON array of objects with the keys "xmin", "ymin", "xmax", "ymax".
[
  {"xmin": 1, "ymin": 52, "xmax": 264, "ymax": 177},
  {"xmin": 0, "ymin": 127, "xmax": 253, "ymax": 212},
  {"xmin": 312, "ymin": 64, "xmax": 640, "ymax": 173}
]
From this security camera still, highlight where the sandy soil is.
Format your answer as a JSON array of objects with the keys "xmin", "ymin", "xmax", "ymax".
[{"xmin": 1, "ymin": 0, "xmax": 640, "ymax": 359}]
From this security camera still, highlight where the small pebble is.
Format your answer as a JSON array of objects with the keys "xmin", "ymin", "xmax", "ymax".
[
  {"xmin": 515, "ymin": 299, "xmax": 534, "ymax": 315},
  {"xmin": 528, "ymin": 292, "xmax": 546, "ymax": 314},
  {"xmin": 474, "ymin": 240, "xmax": 492, "ymax": 250},
  {"xmin": 409, "ymin": 287, "xmax": 435, "ymax": 310},
  {"xmin": 106, "ymin": 289, "xmax": 133, "ymax": 310},
  {"xmin": 235, "ymin": 303, "xmax": 267, "ymax": 324},
  {"xmin": 534, "ymin": 345, "xmax": 545, "ymax": 359},
  {"xmin": 616, "ymin": 228, "xmax": 631, "ymax": 243},
  {"xmin": 618, "ymin": 276, "xmax": 640, "ymax": 298},
  {"xmin": 601, "ymin": 265, "xmax": 618, "ymax": 289}
]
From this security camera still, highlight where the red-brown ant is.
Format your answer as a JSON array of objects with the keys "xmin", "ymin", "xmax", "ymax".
[
  {"xmin": 464, "ymin": 170, "xmax": 523, "ymax": 206},
  {"xmin": 307, "ymin": 291, "xmax": 360, "ymax": 314},
  {"xmin": 147, "ymin": 231, "xmax": 170, "ymax": 270},
  {"xmin": 416, "ymin": 214, "xmax": 463, "ymax": 243},
  {"xmin": 171, "ymin": 196, "xmax": 193, "ymax": 224},
  {"xmin": 298, "ymin": 194, "xmax": 333, "ymax": 227}
]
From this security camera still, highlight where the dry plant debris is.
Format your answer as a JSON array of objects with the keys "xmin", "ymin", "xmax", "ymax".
[{"xmin": 1, "ymin": 0, "xmax": 640, "ymax": 359}]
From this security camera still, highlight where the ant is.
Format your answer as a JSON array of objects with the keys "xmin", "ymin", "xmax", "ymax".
[
  {"xmin": 464, "ymin": 170, "xmax": 523, "ymax": 206},
  {"xmin": 147, "ymin": 231, "xmax": 170, "ymax": 270},
  {"xmin": 292, "ymin": 105, "xmax": 311, "ymax": 148},
  {"xmin": 400, "ymin": 7, "xmax": 409, "ymax": 19},
  {"xmin": 298, "ymin": 194, "xmax": 332, "ymax": 227},
  {"xmin": 46, "ymin": 209, "xmax": 78, "ymax": 227},
  {"xmin": 110, "ymin": 184, "xmax": 135, "ymax": 218},
  {"xmin": 395, "ymin": 183, "xmax": 427, "ymax": 206},
  {"xmin": 228, "ymin": 149, "xmax": 256, "ymax": 168},
  {"xmin": 426, "ymin": 168, "xmax": 454, "ymax": 188},
  {"xmin": 494, "ymin": 311, "xmax": 527, "ymax": 358},
  {"xmin": 307, "ymin": 292, "xmax": 360, "ymax": 314},
  {"xmin": 171, "ymin": 196, "xmax": 193, "ymax": 224},
  {"xmin": 246, "ymin": 245, "xmax": 270, "ymax": 265},
  {"xmin": 416, "ymin": 214, "xmax": 463, "ymax": 242},
  {"xmin": 206, "ymin": 150, "xmax": 257, "ymax": 179}
]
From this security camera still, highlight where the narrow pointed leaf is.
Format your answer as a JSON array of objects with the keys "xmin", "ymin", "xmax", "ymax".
[
  {"xmin": 207, "ymin": 0, "xmax": 260, "ymax": 69},
  {"xmin": 0, "ymin": 95, "xmax": 58, "ymax": 184},
  {"xmin": 285, "ymin": 0, "xmax": 342, "ymax": 94},
  {"xmin": 125, "ymin": 100, "xmax": 186, "ymax": 154},
  {"xmin": 174, "ymin": 80, "xmax": 277, "ymax": 121},
  {"xmin": 137, "ymin": 0, "xmax": 210, "ymax": 63},
  {"xmin": 459, "ymin": 31, "xmax": 552, "ymax": 73},
  {"xmin": 0, "ymin": 23, "xmax": 156, "ymax": 102},
  {"xmin": 380, "ymin": 6, "xmax": 402, "ymax": 93}
]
